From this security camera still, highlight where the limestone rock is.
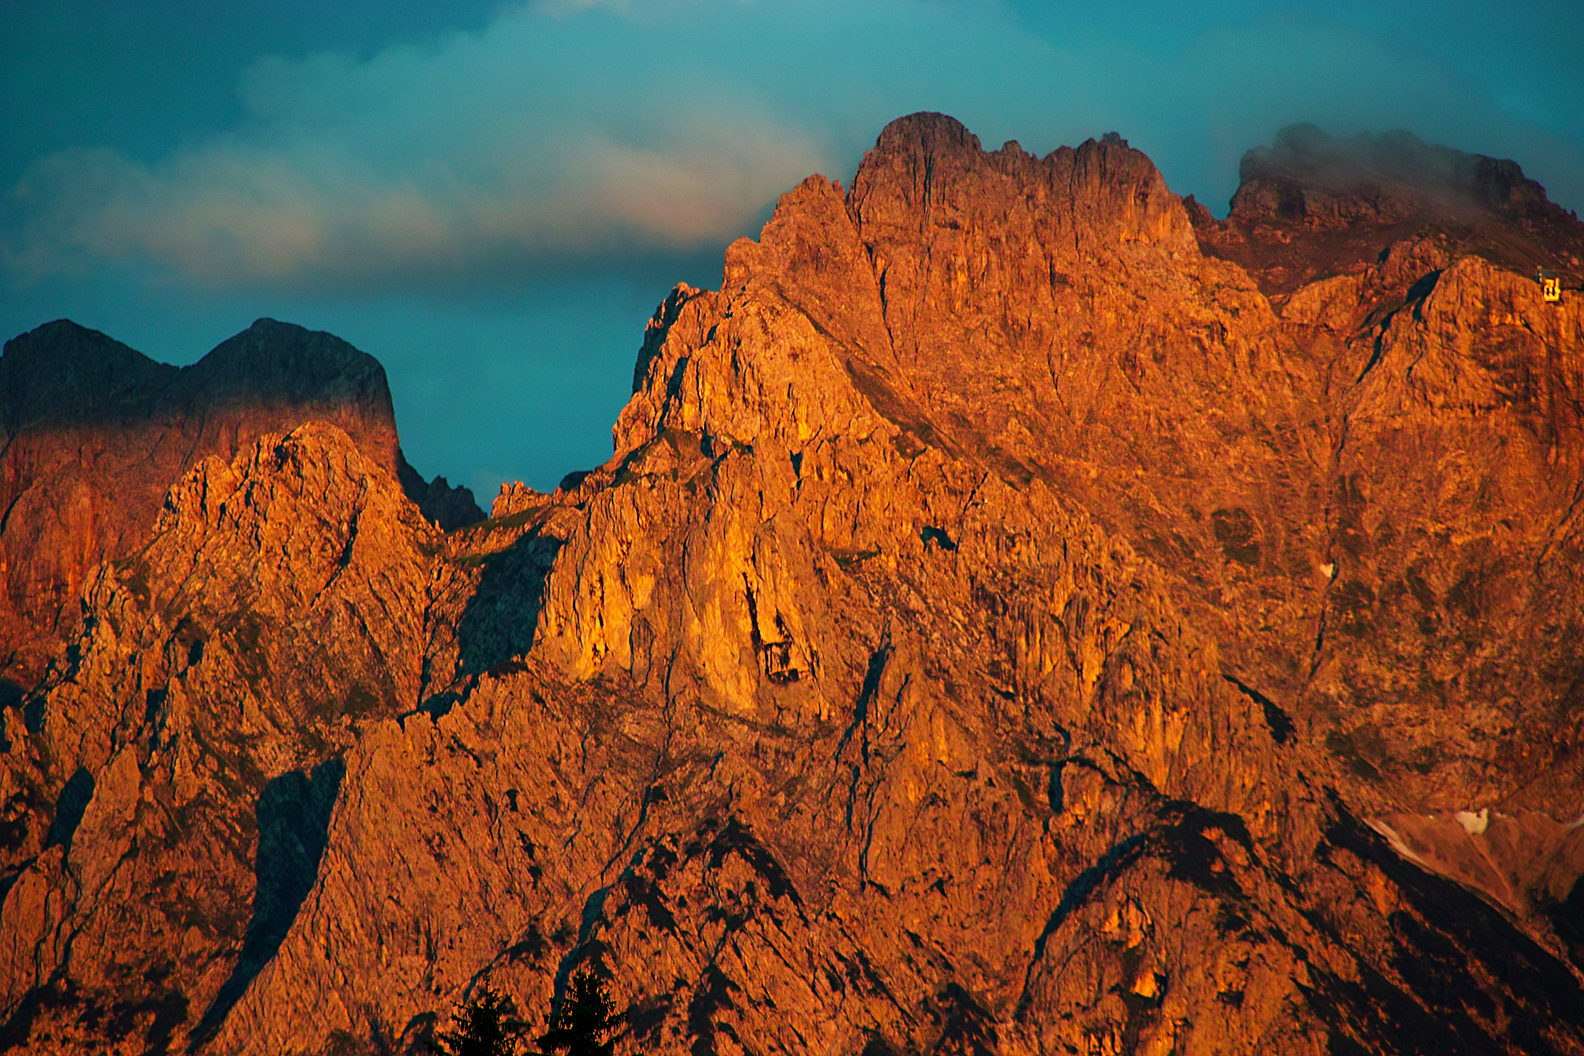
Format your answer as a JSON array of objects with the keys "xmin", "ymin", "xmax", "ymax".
[
  {"xmin": 398, "ymin": 454, "xmax": 486, "ymax": 531},
  {"xmin": 0, "ymin": 422, "xmax": 461, "ymax": 1052},
  {"xmin": 3, "ymin": 113, "xmax": 1584, "ymax": 1056}
]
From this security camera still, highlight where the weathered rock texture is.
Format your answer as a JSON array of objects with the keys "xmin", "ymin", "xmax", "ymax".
[
  {"xmin": 0, "ymin": 319, "xmax": 482, "ymax": 685},
  {"xmin": 1, "ymin": 115, "xmax": 1583, "ymax": 1056}
]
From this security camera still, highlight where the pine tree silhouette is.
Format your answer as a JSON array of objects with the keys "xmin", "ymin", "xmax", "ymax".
[
  {"xmin": 436, "ymin": 986, "xmax": 530, "ymax": 1056},
  {"xmin": 537, "ymin": 971, "xmax": 624, "ymax": 1056}
]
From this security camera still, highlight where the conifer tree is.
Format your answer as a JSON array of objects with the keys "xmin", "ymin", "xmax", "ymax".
[
  {"xmin": 436, "ymin": 985, "xmax": 530, "ymax": 1056},
  {"xmin": 537, "ymin": 971, "xmax": 624, "ymax": 1056}
]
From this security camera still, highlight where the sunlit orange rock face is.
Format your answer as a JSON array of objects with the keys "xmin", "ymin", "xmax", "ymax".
[{"xmin": 2, "ymin": 113, "xmax": 1584, "ymax": 1055}]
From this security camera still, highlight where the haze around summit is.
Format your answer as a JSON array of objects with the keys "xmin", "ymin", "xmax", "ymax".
[{"xmin": 3, "ymin": 0, "xmax": 1582, "ymax": 499}]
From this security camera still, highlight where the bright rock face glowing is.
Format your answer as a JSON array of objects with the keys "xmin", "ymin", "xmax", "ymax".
[{"xmin": 2, "ymin": 114, "xmax": 1584, "ymax": 1055}]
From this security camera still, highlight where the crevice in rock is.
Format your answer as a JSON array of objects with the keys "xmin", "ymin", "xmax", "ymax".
[
  {"xmin": 926, "ymin": 982, "xmax": 997, "ymax": 1056},
  {"xmin": 1356, "ymin": 331, "xmax": 1388, "ymax": 385},
  {"xmin": 454, "ymin": 533, "xmax": 562, "ymax": 676},
  {"xmin": 685, "ymin": 962, "xmax": 738, "ymax": 1056},
  {"xmin": 188, "ymin": 757, "xmax": 344, "ymax": 1051},
  {"xmin": 44, "ymin": 767, "xmax": 93, "ymax": 852},
  {"xmin": 1019, "ymin": 832, "xmax": 1150, "ymax": 1012},
  {"xmin": 837, "ymin": 639, "xmax": 891, "ymax": 769},
  {"xmin": 1406, "ymin": 269, "xmax": 1443, "ymax": 319},
  {"xmin": 1221, "ymin": 674, "xmax": 1295, "ymax": 745}
]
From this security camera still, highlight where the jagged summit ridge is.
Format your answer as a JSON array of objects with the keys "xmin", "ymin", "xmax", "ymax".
[{"xmin": 854, "ymin": 111, "xmax": 1195, "ymax": 255}]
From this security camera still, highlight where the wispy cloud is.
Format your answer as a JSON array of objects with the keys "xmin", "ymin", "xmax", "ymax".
[
  {"xmin": 3, "ymin": 2, "xmax": 827, "ymax": 290},
  {"xmin": 6, "ymin": 0, "xmax": 1581, "ymax": 293}
]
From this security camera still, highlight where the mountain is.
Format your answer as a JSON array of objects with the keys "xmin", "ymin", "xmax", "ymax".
[
  {"xmin": 1, "ymin": 115, "xmax": 1582, "ymax": 1055},
  {"xmin": 1185, "ymin": 123, "xmax": 1584, "ymax": 295},
  {"xmin": 0, "ymin": 319, "xmax": 483, "ymax": 686}
]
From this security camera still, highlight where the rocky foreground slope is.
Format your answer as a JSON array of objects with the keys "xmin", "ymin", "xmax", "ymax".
[{"xmin": 1, "ymin": 115, "xmax": 1583, "ymax": 1055}]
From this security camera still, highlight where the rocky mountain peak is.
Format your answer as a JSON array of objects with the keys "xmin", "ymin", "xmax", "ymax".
[
  {"xmin": 2, "ymin": 114, "xmax": 1584, "ymax": 1056},
  {"xmin": 179, "ymin": 318, "xmax": 398, "ymax": 416},
  {"xmin": 1195, "ymin": 122, "xmax": 1584, "ymax": 293},
  {"xmin": 850, "ymin": 111, "xmax": 1192, "ymax": 258},
  {"xmin": 1233, "ymin": 122, "xmax": 1571, "ymax": 226},
  {"xmin": 0, "ymin": 319, "xmax": 481, "ymax": 684},
  {"xmin": 868, "ymin": 110, "xmax": 983, "ymax": 160},
  {"xmin": 0, "ymin": 321, "xmax": 176, "ymax": 432}
]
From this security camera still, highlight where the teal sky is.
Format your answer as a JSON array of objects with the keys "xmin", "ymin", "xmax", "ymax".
[{"xmin": 4, "ymin": 0, "xmax": 1582, "ymax": 498}]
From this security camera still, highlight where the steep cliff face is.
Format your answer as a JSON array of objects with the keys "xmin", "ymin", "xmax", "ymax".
[
  {"xmin": 0, "ymin": 423, "xmax": 467, "ymax": 1053},
  {"xmin": 1, "ymin": 115, "xmax": 1583, "ymax": 1056},
  {"xmin": 0, "ymin": 319, "xmax": 482, "ymax": 685}
]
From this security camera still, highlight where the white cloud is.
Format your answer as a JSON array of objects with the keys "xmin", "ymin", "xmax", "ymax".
[
  {"xmin": 4, "ymin": 1, "xmax": 828, "ymax": 289},
  {"xmin": 5, "ymin": 0, "xmax": 1581, "ymax": 292}
]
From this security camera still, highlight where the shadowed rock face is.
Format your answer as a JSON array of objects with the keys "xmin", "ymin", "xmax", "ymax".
[
  {"xmin": 2, "ymin": 114, "xmax": 1584, "ymax": 1056},
  {"xmin": 0, "ymin": 318, "xmax": 482, "ymax": 683},
  {"xmin": 1235, "ymin": 123, "xmax": 1568, "ymax": 226},
  {"xmin": 1186, "ymin": 123, "xmax": 1584, "ymax": 296}
]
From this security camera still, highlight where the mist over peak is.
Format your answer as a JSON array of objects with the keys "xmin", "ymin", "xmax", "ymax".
[{"xmin": 1239, "ymin": 122, "xmax": 1571, "ymax": 221}]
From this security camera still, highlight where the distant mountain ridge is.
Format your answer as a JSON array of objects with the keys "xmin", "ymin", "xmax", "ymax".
[
  {"xmin": 0, "ymin": 318, "xmax": 481, "ymax": 683},
  {"xmin": 1186, "ymin": 122, "xmax": 1584, "ymax": 295}
]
